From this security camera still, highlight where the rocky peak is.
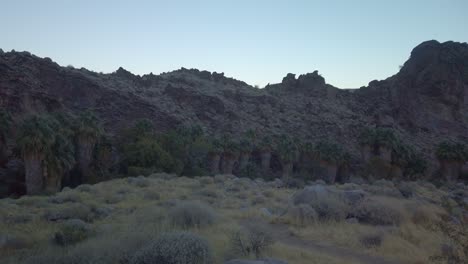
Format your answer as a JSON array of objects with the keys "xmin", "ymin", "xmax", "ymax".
[
  {"xmin": 114, "ymin": 67, "xmax": 138, "ymax": 80},
  {"xmin": 297, "ymin": 71, "xmax": 326, "ymax": 89}
]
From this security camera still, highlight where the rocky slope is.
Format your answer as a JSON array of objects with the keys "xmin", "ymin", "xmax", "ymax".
[{"xmin": 0, "ymin": 40, "xmax": 467, "ymax": 160}]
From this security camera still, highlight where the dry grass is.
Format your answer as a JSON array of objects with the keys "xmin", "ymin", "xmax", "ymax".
[{"xmin": 0, "ymin": 176, "xmax": 462, "ymax": 264}]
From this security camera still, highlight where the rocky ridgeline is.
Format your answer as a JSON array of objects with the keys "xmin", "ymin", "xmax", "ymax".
[
  {"xmin": 0, "ymin": 41, "xmax": 468, "ymax": 177},
  {"xmin": 0, "ymin": 41, "xmax": 467, "ymax": 161}
]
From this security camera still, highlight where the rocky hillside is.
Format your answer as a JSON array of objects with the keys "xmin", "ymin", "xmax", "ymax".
[{"xmin": 0, "ymin": 40, "xmax": 467, "ymax": 159}]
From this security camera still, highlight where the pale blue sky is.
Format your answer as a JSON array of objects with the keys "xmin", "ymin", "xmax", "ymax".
[{"xmin": 1, "ymin": 0, "xmax": 467, "ymax": 88}]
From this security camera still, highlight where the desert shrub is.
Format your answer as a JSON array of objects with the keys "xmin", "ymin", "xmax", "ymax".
[
  {"xmin": 410, "ymin": 203, "xmax": 446, "ymax": 229},
  {"xmin": 44, "ymin": 203, "xmax": 92, "ymax": 221},
  {"xmin": 285, "ymin": 204, "xmax": 318, "ymax": 226},
  {"xmin": 251, "ymin": 195, "xmax": 266, "ymax": 205},
  {"xmin": 48, "ymin": 191, "xmax": 82, "ymax": 204},
  {"xmin": 309, "ymin": 195, "xmax": 349, "ymax": 221},
  {"xmin": 103, "ymin": 193, "xmax": 125, "ymax": 204},
  {"xmin": 359, "ymin": 233, "xmax": 384, "ymax": 248},
  {"xmin": 169, "ymin": 201, "xmax": 217, "ymax": 228},
  {"xmin": 197, "ymin": 188, "xmax": 219, "ymax": 198},
  {"xmin": 128, "ymin": 176, "xmax": 151, "ymax": 187},
  {"xmin": 355, "ymin": 198, "xmax": 404, "ymax": 225},
  {"xmin": 198, "ymin": 176, "xmax": 214, "ymax": 185},
  {"xmin": 54, "ymin": 219, "xmax": 91, "ymax": 246},
  {"xmin": 229, "ymin": 226, "xmax": 274, "ymax": 259},
  {"xmin": 293, "ymin": 185, "xmax": 349, "ymax": 221},
  {"xmin": 130, "ymin": 231, "xmax": 212, "ymax": 264},
  {"xmin": 76, "ymin": 184, "xmax": 93, "ymax": 193},
  {"xmin": 143, "ymin": 189, "xmax": 161, "ymax": 200}
]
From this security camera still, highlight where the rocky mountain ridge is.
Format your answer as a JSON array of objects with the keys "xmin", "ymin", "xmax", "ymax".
[{"xmin": 0, "ymin": 40, "xmax": 467, "ymax": 162}]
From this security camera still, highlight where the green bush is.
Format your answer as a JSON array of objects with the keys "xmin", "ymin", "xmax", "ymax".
[
  {"xmin": 54, "ymin": 219, "xmax": 91, "ymax": 246},
  {"xmin": 130, "ymin": 231, "xmax": 213, "ymax": 264},
  {"xmin": 169, "ymin": 201, "xmax": 217, "ymax": 229}
]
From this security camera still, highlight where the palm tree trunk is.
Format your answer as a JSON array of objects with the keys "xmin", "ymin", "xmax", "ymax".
[
  {"xmin": 281, "ymin": 161, "xmax": 293, "ymax": 183},
  {"xmin": 77, "ymin": 137, "xmax": 95, "ymax": 182},
  {"xmin": 24, "ymin": 153, "xmax": 43, "ymax": 195},
  {"xmin": 378, "ymin": 146, "xmax": 392, "ymax": 163},
  {"xmin": 260, "ymin": 151, "xmax": 271, "ymax": 172},
  {"xmin": 0, "ymin": 140, "xmax": 7, "ymax": 166},
  {"xmin": 208, "ymin": 153, "xmax": 220, "ymax": 175},
  {"xmin": 320, "ymin": 160, "xmax": 337, "ymax": 184},
  {"xmin": 360, "ymin": 145, "xmax": 372, "ymax": 163},
  {"xmin": 238, "ymin": 152, "xmax": 250, "ymax": 170},
  {"xmin": 45, "ymin": 168, "xmax": 62, "ymax": 194},
  {"xmin": 222, "ymin": 155, "xmax": 236, "ymax": 174},
  {"xmin": 440, "ymin": 160, "xmax": 461, "ymax": 183}
]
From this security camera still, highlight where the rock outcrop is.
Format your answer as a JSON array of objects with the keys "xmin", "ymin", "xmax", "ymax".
[{"xmin": 0, "ymin": 40, "xmax": 467, "ymax": 190}]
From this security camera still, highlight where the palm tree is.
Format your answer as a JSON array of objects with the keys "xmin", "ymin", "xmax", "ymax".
[
  {"xmin": 17, "ymin": 115, "xmax": 55, "ymax": 194},
  {"xmin": 313, "ymin": 140, "xmax": 346, "ymax": 184},
  {"xmin": 358, "ymin": 128, "xmax": 375, "ymax": 162},
  {"xmin": 45, "ymin": 132, "xmax": 75, "ymax": 193},
  {"xmin": 92, "ymin": 135, "xmax": 114, "ymax": 181},
  {"xmin": 207, "ymin": 138, "xmax": 222, "ymax": 175},
  {"xmin": 0, "ymin": 110, "xmax": 12, "ymax": 165},
  {"xmin": 238, "ymin": 138, "xmax": 253, "ymax": 170},
  {"xmin": 259, "ymin": 136, "xmax": 273, "ymax": 172},
  {"xmin": 75, "ymin": 111, "xmax": 103, "ymax": 182},
  {"xmin": 42, "ymin": 113, "xmax": 76, "ymax": 192},
  {"xmin": 358, "ymin": 127, "xmax": 398, "ymax": 163},
  {"xmin": 436, "ymin": 141, "xmax": 467, "ymax": 182},
  {"xmin": 275, "ymin": 135, "xmax": 298, "ymax": 182},
  {"xmin": 221, "ymin": 134, "xmax": 239, "ymax": 174}
]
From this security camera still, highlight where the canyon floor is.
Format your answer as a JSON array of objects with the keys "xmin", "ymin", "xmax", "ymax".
[{"xmin": 1, "ymin": 174, "xmax": 466, "ymax": 264}]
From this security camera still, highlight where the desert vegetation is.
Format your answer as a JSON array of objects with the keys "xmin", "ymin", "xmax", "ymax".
[
  {"xmin": 0, "ymin": 172, "xmax": 466, "ymax": 264},
  {"xmin": 0, "ymin": 110, "xmax": 467, "ymax": 263}
]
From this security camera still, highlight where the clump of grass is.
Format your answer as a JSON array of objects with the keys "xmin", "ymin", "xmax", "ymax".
[{"xmin": 169, "ymin": 201, "xmax": 217, "ymax": 229}]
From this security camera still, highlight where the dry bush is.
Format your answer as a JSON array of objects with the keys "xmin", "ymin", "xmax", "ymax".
[
  {"xmin": 309, "ymin": 195, "xmax": 349, "ymax": 221},
  {"xmin": 54, "ymin": 219, "xmax": 91, "ymax": 246},
  {"xmin": 128, "ymin": 176, "xmax": 151, "ymax": 187},
  {"xmin": 229, "ymin": 226, "xmax": 274, "ymax": 259},
  {"xmin": 199, "ymin": 176, "xmax": 214, "ymax": 185},
  {"xmin": 169, "ymin": 201, "xmax": 217, "ymax": 229},
  {"xmin": 355, "ymin": 197, "xmax": 405, "ymax": 226},
  {"xmin": 282, "ymin": 204, "xmax": 318, "ymax": 226},
  {"xmin": 130, "ymin": 231, "xmax": 213, "ymax": 264},
  {"xmin": 359, "ymin": 232, "xmax": 384, "ymax": 248},
  {"xmin": 142, "ymin": 189, "xmax": 161, "ymax": 200},
  {"xmin": 408, "ymin": 202, "xmax": 446, "ymax": 229},
  {"xmin": 48, "ymin": 191, "xmax": 83, "ymax": 204},
  {"xmin": 44, "ymin": 203, "xmax": 93, "ymax": 222}
]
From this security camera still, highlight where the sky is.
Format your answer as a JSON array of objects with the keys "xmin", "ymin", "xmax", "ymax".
[{"xmin": 1, "ymin": 0, "xmax": 467, "ymax": 88}]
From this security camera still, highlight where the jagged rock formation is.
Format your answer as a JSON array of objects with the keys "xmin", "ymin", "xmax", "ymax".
[{"xmin": 0, "ymin": 40, "xmax": 467, "ymax": 174}]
